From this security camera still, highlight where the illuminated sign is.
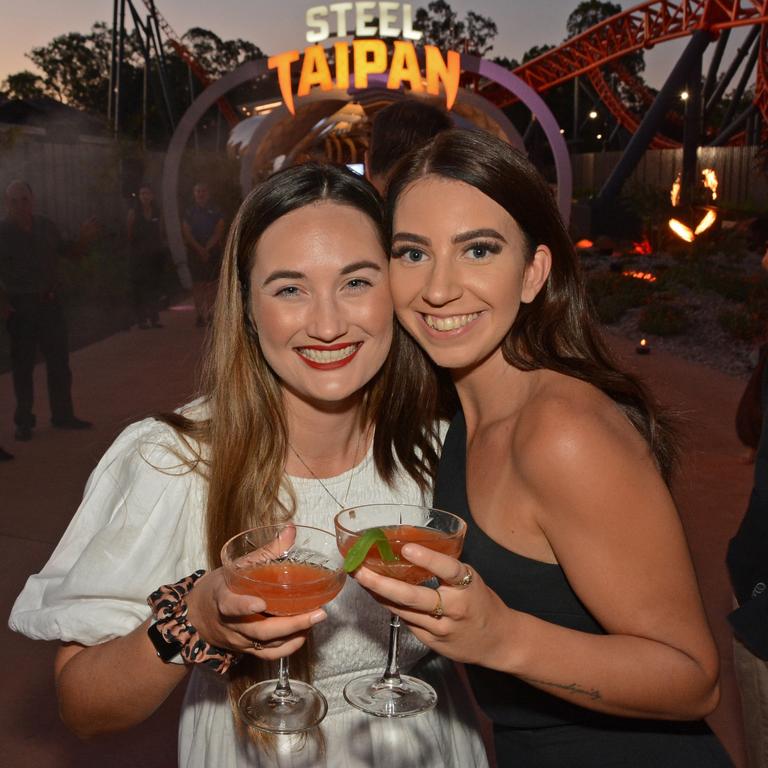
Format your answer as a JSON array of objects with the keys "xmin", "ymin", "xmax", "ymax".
[
  {"xmin": 306, "ymin": 2, "xmax": 422, "ymax": 43},
  {"xmin": 268, "ymin": 40, "xmax": 459, "ymax": 115}
]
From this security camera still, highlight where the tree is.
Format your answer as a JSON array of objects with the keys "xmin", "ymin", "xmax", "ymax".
[
  {"xmin": 566, "ymin": 0, "xmax": 622, "ymax": 39},
  {"xmin": 522, "ymin": 45, "xmax": 554, "ymax": 64},
  {"xmin": 4, "ymin": 22, "xmax": 265, "ymax": 146},
  {"xmin": 22, "ymin": 22, "xmax": 143, "ymax": 113},
  {"xmin": 1, "ymin": 71, "xmax": 47, "ymax": 101},
  {"xmin": 567, "ymin": 1, "xmax": 644, "ymax": 75},
  {"xmin": 182, "ymin": 28, "xmax": 263, "ymax": 79},
  {"xmin": 464, "ymin": 11, "xmax": 498, "ymax": 57},
  {"xmin": 414, "ymin": 0, "xmax": 498, "ymax": 56}
]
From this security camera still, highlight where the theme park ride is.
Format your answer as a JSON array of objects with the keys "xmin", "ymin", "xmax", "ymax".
[
  {"xmin": 107, "ymin": 0, "xmax": 768, "ymax": 276},
  {"xmin": 479, "ymin": 0, "xmax": 768, "ymax": 216},
  {"xmin": 107, "ymin": 0, "xmax": 240, "ymax": 140}
]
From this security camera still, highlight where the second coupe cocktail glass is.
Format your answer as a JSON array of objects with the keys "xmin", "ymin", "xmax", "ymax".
[
  {"xmin": 221, "ymin": 524, "xmax": 346, "ymax": 733},
  {"xmin": 334, "ymin": 504, "xmax": 466, "ymax": 717}
]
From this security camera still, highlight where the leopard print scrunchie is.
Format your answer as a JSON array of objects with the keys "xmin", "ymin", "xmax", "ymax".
[{"xmin": 147, "ymin": 570, "xmax": 241, "ymax": 674}]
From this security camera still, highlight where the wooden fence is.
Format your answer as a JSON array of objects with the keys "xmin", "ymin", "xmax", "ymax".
[
  {"xmin": 0, "ymin": 128, "xmax": 166, "ymax": 239},
  {"xmin": 571, "ymin": 145, "xmax": 768, "ymax": 209},
  {"xmin": 4, "ymin": 130, "xmax": 766, "ymax": 238}
]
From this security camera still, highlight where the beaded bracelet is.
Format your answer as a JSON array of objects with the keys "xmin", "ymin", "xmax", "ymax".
[{"xmin": 147, "ymin": 570, "xmax": 240, "ymax": 675}]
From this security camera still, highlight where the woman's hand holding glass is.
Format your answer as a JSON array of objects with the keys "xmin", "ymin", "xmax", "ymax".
[
  {"xmin": 335, "ymin": 504, "xmax": 467, "ymax": 717},
  {"xmin": 184, "ymin": 567, "xmax": 327, "ymax": 662},
  {"xmin": 353, "ymin": 541, "xmax": 512, "ymax": 669},
  {"xmin": 219, "ymin": 524, "xmax": 346, "ymax": 733}
]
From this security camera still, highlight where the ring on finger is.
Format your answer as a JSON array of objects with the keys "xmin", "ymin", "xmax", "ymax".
[
  {"xmin": 431, "ymin": 589, "xmax": 444, "ymax": 619},
  {"xmin": 453, "ymin": 565, "xmax": 473, "ymax": 590},
  {"xmin": 252, "ymin": 639, "xmax": 265, "ymax": 651}
]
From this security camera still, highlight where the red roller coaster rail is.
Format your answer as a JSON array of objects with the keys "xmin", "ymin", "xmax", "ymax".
[{"xmin": 480, "ymin": 0, "xmax": 768, "ymax": 145}]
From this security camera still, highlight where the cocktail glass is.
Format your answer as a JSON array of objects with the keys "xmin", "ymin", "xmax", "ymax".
[
  {"xmin": 221, "ymin": 524, "xmax": 346, "ymax": 733},
  {"xmin": 334, "ymin": 504, "xmax": 466, "ymax": 717}
]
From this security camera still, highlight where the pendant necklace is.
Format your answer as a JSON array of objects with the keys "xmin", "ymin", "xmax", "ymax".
[{"xmin": 288, "ymin": 429, "xmax": 363, "ymax": 510}]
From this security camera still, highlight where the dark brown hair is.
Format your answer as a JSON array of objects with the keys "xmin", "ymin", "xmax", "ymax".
[
  {"xmin": 368, "ymin": 99, "xmax": 452, "ymax": 180},
  {"xmin": 386, "ymin": 130, "xmax": 679, "ymax": 482}
]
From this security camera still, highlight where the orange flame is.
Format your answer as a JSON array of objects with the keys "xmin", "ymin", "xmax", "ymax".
[
  {"xmin": 633, "ymin": 239, "xmax": 652, "ymax": 255},
  {"xmin": 575, "ymin": 239, "xmax": 594, "ymax": 249},
  {"xmin": 694, "ymin": 209, "xmax": 717, "ymax": 235},
  {"xmin": 669, "ymin": 218, "xmax": 694, "ymax": 242},
  {"xmin": 702, "ymin": 168, "xmax": 718, "ymax": 201},
  {"xmin": 670, "ymin": 175, "xmax": 681, "ymax": 207},
  {"xmin": 622, "ymin": 270, "xmax": 657, "ymax": 283}
]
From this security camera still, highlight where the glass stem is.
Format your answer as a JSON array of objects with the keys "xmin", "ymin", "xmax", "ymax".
[
  {"xmin": 272, "ymin": 656, "xmax": 295, "ymax": 702},
  {"xmin": 381, "ymin": 615, "xmax": 403, "ymax": 684}
]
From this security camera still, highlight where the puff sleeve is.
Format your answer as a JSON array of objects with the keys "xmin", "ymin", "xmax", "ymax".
[{"xmin": 9, "ymin": 418, "xmax": 208, "ymax": 645}]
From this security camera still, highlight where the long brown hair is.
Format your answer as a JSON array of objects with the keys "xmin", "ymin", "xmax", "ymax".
[
  {"xmin": 158, "ymin": 162, "xmax": 440, "ymax": 739},
  {"xmin": 386, "ymin": 130, "xmax": 678, "ymax": 482}
]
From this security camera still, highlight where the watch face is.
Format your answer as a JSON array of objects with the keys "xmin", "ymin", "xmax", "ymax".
[{"xmin": 148, "ymin": 620, "xmax": 183, "ymax": 662}]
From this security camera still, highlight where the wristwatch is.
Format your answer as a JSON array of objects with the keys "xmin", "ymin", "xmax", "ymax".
[{"xmin": 147, "ymin": 620, "xmax": 183, "ymax": 663}]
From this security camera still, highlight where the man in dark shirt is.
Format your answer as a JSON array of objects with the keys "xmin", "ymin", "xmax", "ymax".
[
  {"xmin": 0, "ymin": 180, "xmax": 94, "ymax": 440},
  {"xmin": 181, "ymin": 182, "xmax": 225, "ymax": 328}
]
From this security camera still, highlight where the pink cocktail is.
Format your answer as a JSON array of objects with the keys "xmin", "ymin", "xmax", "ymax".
[
  {"xmin": 334, "ymin": 504, "xmax": 466, "ymax": 718},
  {"xmin": 222, "ymin": 524, "xmax": 345, "ymax": 733}
]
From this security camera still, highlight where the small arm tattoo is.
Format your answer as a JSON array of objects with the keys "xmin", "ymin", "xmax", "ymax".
[{"xmin": 521, "ymin": 676, "xmax": 602, "ymax": 701}]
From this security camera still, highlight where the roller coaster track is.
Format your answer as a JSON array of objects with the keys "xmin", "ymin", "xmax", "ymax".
[
  {"xmin": 586, "ymin": 66, "xmax": 681, "ymax": 148},
  {"xmin": 481, "ymin": 0, "xmax": 768, "ymax": 145},
  {"xmin": 137, "ymin": 0, "xmax": 240, "ymax": 126}
]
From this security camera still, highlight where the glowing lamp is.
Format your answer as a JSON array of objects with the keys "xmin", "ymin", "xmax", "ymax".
[{"xmin": 636, "ymin": 338, "xmax": 651, "ymax": 355}]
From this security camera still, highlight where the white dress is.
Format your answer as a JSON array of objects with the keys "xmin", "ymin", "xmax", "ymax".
[{"xmin": 9, "ymin": 412, "xmax": 488, "ymax": 768}]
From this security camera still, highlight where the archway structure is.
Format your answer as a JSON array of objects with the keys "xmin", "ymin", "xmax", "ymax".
[{"xmin": 162, "ymin": 50, "xmax": 572, "ymax": 287}]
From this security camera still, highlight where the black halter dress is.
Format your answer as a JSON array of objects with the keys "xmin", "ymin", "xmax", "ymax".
[{"xmin": 434, "ymin": 411, "xmax": 732, "ymax": 768}]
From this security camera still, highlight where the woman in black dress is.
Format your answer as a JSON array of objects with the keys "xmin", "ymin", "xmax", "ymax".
[{"xmin": 353, "ymin": 130, "xmax": 732, "ymax": 767}]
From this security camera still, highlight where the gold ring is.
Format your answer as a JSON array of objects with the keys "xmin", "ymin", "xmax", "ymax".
[
  {"xmin": 252, "ymin": 640, "xmax": 265, "ymax": 650},
  {"xmin": 431, "ymin": 589, "xmax": 444, "ymax": 619},
  {"xmin": 454, "ymin": 565, "xmax": 473, "ymax": 589}
]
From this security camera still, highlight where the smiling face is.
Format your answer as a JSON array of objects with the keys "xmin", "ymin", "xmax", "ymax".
[
  {"xmin": 389, "ymin": 176, "xmax": 550, "ymax": 373},
  {"xmin": 249, "ymin": 200, "xmax": 393, "ymax": 410}
]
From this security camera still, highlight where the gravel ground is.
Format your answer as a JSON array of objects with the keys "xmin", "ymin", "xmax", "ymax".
[
  {"xmin": 582, "ymin": 249, "xmax": 763, "ymax": 381},
  {"xmin": 610, "ymin": 304, "xmax": 756, "ymax": 379}
]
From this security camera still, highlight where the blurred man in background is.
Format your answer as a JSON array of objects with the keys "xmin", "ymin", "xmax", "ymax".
[
  {"xmin": 0, "ymin": 180, "xmax": 95, "ymax": 441},
  {"xmin": 365, "ymin": 99, "xmax": 453, "ymax": 194},
  {"xmin": 181, "ymin": 182, "xmax": 225, "ymax": 328}
]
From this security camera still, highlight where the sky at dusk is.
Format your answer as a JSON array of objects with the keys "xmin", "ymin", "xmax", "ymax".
[{"xmin": 0, "ymin": 1, "xmax": 749, "ymax": 91}]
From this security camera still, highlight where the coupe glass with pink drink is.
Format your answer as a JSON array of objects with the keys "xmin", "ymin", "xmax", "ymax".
[
  {"xmin": 334, "ymin": 504, "xmax": 466, "ymax": 717},
  {"xmin": 222, "ymin": 524, "xmax": 346, "ymax": 733}
]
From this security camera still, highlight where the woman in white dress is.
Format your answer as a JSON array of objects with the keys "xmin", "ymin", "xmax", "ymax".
[{"xmin": 9, "ymin": 163, "xmax": 488, "ymax": 768}]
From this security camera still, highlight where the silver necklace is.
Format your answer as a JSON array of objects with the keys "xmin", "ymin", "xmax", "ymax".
[{"xmin": 288, "ymin": 429, "xmax": 363, "ymax": 510}]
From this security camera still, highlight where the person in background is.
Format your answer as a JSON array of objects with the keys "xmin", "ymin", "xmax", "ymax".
[
  {"xmin": 0, "ymin": 180, "xmax": 95, "ymax": 442},
  {"xmin": 728, "ymin": 356, "xmax": 768, "ymax": 768},
  {"xmin": 365, "ymin": 98, "xmax": 452, "ymax": 195},
  {"xmin": 734, "ymin": 244, "xmax": 768, "ymax": 463},
  {"xmin": 182, "ymin": 181, "xmax": 225, "ymax": 328},
  {"xmin": 0, "ymin": 287, "xmax": 14, "ymax": 460},
  {"xmin": 127, "ymin": 184, "xmax": 165, "ymax": 330}
]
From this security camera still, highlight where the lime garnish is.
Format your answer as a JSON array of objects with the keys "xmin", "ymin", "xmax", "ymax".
[{"xmin": 343, "ymin": 527, "xmax": 398, "ymax": 573}]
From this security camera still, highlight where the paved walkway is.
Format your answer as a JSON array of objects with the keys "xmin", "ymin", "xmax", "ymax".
[{"xmin": 0, "ymin": 304, "xmax": 753, "ymax": 766}]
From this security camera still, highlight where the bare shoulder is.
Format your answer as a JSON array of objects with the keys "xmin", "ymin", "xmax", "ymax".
[{"xmin": 513, "ymin": 371, "xmax": 654, "ymax": 495}]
